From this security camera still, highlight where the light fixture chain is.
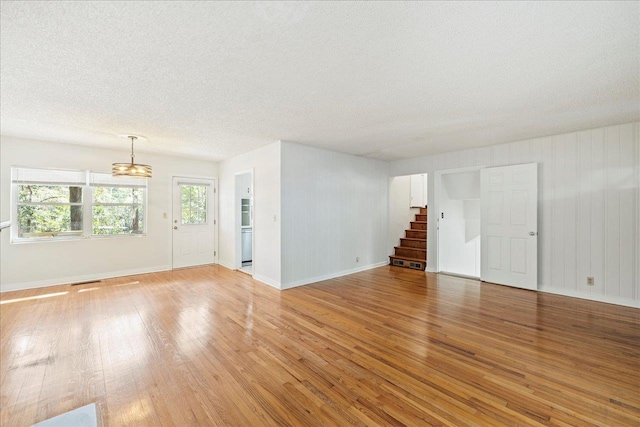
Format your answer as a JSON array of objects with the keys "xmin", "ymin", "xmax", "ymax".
[{"xmin": 130, "ymin": 136, "xmax": 136, "ymax": 164}]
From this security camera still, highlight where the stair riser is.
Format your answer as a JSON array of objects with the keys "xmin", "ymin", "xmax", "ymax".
[
  {"xmin": 419, "ymin": 208, "xmax": 427, "ymax": 215},
  {"xmin": 395, "ymin": 247, "xmax": 426, "ymax": 259},
  {"xmin": 389, "ymin": 256, "xmax": 426, "ymax": 271},
  {"xmin": 415, "ymin": 214, "xmax": 427, "ymax": 221},
  {"xmin": 405, "ymin": 230, "xmax": 427, "ymax": 239},
  {"xmin": 410, "ymin": 222, "xmax": 427, "ymax": 230},
  {"xmin": 400, "ymin": 239, "xmax": 426, "ymax": 249}
]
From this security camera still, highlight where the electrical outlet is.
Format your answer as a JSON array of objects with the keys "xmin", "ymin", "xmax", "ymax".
[
  {"xmin": 587, "ymin": 277, "xmax": 595, "ymax": 286},
  {"xmin": 356, "ymin": 257, "xmax": 360, "ymax": 263}
]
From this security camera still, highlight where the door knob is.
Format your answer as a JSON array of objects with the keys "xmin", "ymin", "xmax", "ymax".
[
  {"xmin": 174, "ymin": 226, "xmax": 178, "ymax": 230},
  {"xmin": 529, "ymin": 231, "xmax": 537, "ymax": 236}
]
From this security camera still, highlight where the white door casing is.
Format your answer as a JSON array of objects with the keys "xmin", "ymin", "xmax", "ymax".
[
  {"xmin": 481, "ymin": 163, "xmax": 538, "ymax": 290},
  {"xmin": 172, "ymin": 177, "xmax": 216, "ymax": 269}
]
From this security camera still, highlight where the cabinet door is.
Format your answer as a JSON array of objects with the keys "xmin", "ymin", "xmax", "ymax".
[{"xmin": 410, "ymin": 174, "xmax": 425, "ymax": 208}]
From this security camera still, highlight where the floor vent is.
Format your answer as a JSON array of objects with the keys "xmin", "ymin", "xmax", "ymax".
[
  {"xmin": 393, "ymin": 259, "xmax": 405, "ymax": 267},
  {"xmin": 409, "ymin": 261, "xmax": 422, "ymax": 270},
  {"xmin": 71, "ymin": 280, "xmax": 101, "ymax": 286}
]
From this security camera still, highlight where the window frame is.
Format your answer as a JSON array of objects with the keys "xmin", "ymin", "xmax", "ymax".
[{"xmin": 10, "ymin": 167, "xmax": 148, "ymax": 243}]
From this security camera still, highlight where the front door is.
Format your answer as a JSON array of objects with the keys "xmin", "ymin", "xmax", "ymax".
[
  {"xmin": 172, "ymin": 177, "xmax": 215, "ymax": 269},
  {"xmin": 480, "ymin": 163, "xmax": 538, "ymax": 290}
]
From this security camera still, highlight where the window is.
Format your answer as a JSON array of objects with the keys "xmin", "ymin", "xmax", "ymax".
[
  {"xmin": 17, "ymin": 184, "xmax": 84, "ymax": 238},
  {"xmin": 11, "ymin": 167, "xmax": 147, "ymax": 242},
  {"xmin": 91, "ymin": 174, "xmax": 146, "ymax": 235},
  {"xmin": 180, "ymin": 184, "xmax": 207, "ymax": 225}
]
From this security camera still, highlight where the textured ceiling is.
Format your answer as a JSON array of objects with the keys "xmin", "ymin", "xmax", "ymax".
[{"xmin": 1, "ymin": 1, "xmax": 638, "ymax": 161}]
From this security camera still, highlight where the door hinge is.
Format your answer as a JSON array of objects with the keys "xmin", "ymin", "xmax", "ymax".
[
  {"xmin": 214, "ymin": 251, "xmax": 217, "ymax": 256},
  {"xmin": 214, "ymin": 188, "xmax": 216, "ymax": 193},
  {"xmin": 214, "ymin": 219, "xmax": 216, "ymax": 225}
]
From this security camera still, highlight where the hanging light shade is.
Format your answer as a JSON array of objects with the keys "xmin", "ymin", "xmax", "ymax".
[{"xmin": 112, "ymin": 134, "xmax": 152, "ymax": 178}]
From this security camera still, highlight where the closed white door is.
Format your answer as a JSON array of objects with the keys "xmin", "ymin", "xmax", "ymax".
[
  {"xmin": 480, "ymin": 163, "xmax": 538, "ymax": 290},
  {"xmin": 172, "ymin": 177, "xmax": 215, "ymax": 269}
]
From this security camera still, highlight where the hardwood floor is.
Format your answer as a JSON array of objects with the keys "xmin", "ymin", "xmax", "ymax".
[{"xmin": 1, "ymin": 265, "xmax": 639, "ymax": 426}]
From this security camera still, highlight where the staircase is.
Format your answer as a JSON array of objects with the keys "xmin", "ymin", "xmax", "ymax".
[{"xmin": 389, "ymin": 207, "xmax": 427, "ymax": 270}]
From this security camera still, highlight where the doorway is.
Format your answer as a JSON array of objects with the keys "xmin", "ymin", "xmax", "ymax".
[
  {"xmin": 172, "ymin": 177, "xmax": 216, "ymax": 269},
  {"xmin": 235, "ymin": 170, "xmax": 253, "ymax": 275},
  {"xmin": 435, "ymin": 167, "xmax": 482, "ymax": 278},
  {"xmin": 389, "ymin": 173, "xmax": 428, "ymax": 270}
]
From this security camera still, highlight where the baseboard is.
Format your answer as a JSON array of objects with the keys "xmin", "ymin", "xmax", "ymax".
[
  {"xmin": 281, "ymin": 261, "xmax": 389, "ymax": 290},
  {"xmin": 215, "ymin": 263, "xmax": 281, "ymax": 289},
  {"xmin": 439, "ymin": 271, "xmax": 480, "ymax": 280},
  {"xmin": 252, "ymin": 274, "xmax": 281, "ymax": 290},
  {"xmin": 539, "ymin": 285, "xmax": 640, "ymax": 309},
  {"xmin": 0, "ymin": 265, "xmax": 172, "ymax": 293},
  {"xmin": 218, "ymin": 259, "xmax": 235, "ymax": 270}
]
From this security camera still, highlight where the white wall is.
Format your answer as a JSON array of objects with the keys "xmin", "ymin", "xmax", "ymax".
[
  {"xmin": 281, "ymin": 142, "xmax": 389, "ymax": 289},
  {"xmin": 0, "ymin": 136, "xmax": 218, "ymax": 292},
  {"xmin": 390, "ymin": 122, "xmax": 640, "ymax": 308},
  {"xmin": 389, "ymin": 175, "xmax": 420, "ymax": 254},
  {"xmin": 438, "ymin": 171, "xmax": 481, "ymax": 277},
  {"xmin": 219, "ymin": 142, "xmax": 281, "ymax": 287}
]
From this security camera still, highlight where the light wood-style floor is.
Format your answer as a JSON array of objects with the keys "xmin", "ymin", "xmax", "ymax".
[{"xmin": 1, "ymin": 265, "xmax": 639, "ymax": 426}]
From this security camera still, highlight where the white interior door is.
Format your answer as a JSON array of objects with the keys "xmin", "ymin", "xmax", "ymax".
[
  {"xmin": 172, "ymin": 177, "xmax": 215, "ymax": 269},
  {"xmin": 481, "ymin": 163, "xmax": 538, "ymax": 290}
]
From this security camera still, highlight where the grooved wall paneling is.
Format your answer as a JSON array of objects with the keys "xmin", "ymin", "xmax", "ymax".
[
  {"xmin": 281, "ymin": 142, "xmax": 389, "ymax": 288},
  {"xmin": 390, "ymin": 122, "xmax": 639, "ymax": 307}
]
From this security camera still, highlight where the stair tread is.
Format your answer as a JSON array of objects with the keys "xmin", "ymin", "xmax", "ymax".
[
  {"xmin": 405, "ymin": 229, "xmax": 427, "ymax": 233},
  {"xmin": 400, "ymin": 237, "xmax": 426, "ymax": 241},
  {"xmin": 395, "ymin": 246, "xmax": 426, "ymax": 251},
  {"xmin": 410, "ymin": 221, "xmax": 427, "ymax": 223}
]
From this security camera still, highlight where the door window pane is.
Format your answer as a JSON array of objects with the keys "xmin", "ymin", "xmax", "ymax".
[{"xmin": 181, "ymin": 185, "xmax": 207, "ymax": 224}]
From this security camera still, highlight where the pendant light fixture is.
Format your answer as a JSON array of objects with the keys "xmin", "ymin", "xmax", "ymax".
[{"xmin": 112, "ymin": 134, "xmax": 152, "ymax": 178}]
